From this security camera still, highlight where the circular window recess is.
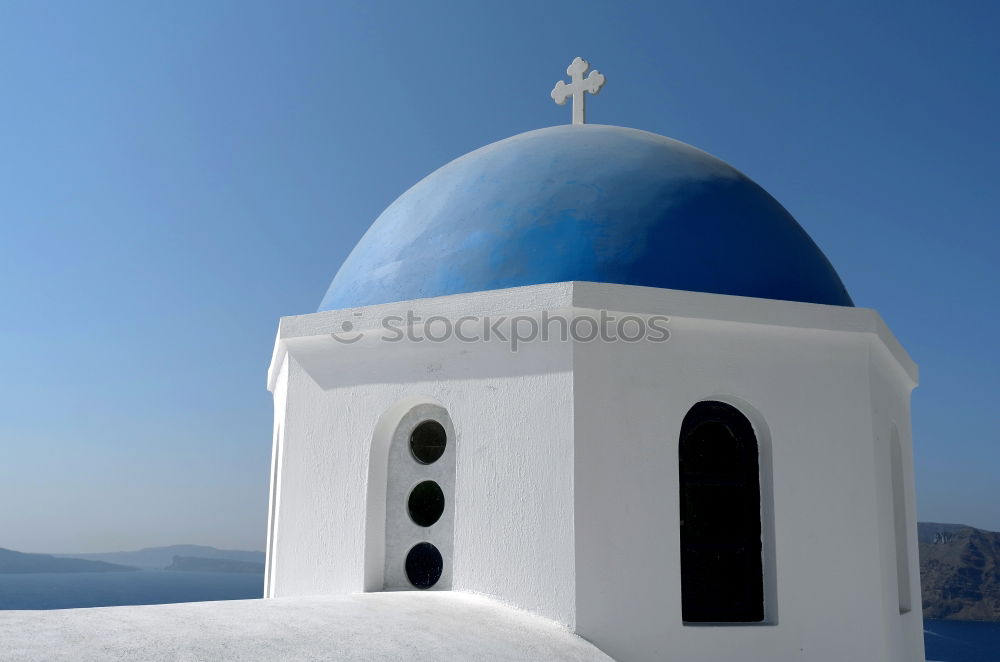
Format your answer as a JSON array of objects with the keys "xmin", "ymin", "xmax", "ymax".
[
  {"xmin": 407, "ymin": 481, "xmax": 445, "ymax": 527},
  {"xmin": 409, "ymin": 420, "xmax": 447, "ymax": 464},
  {"xmin": 405, "ymin": 542, "xmax": 443, "ymax": 589}
]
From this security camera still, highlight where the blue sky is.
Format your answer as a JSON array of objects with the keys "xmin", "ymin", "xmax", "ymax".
[{"xmin": 1, "ymin": 1, "xmax": 997, "ymax": 552}]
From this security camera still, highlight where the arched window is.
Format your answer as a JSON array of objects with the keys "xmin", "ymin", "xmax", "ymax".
[
  {"xmin": 679, "ymin": 401, "xmax": 764, "ymax": 623},
  {"xmin": 890, "ymin": 425, "xmax": 912, "ymax": 613},
  {"xmin": 381, "ymin": 404, "xmax": 456, "ymax": 591}
]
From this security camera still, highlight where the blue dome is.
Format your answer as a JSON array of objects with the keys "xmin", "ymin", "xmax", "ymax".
[{"xmin": 320, "ymin": 125, "xmax": 852, "ymax": 311}]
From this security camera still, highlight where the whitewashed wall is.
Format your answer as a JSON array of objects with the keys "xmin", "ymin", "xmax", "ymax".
[
  {"xmin": 869, "ymin": 339, "xmax": 924, "ymax": 662},
  {"xmin": 265, "ymin": 284, "xmax": 578, "ymax": 625},
  {"xmin": 571, "ymin": 283, "xmax": 921, "ymax": 662},
  {"xmin": 265, "ymin": 282, "xmax": 921, "ymax": 661}
]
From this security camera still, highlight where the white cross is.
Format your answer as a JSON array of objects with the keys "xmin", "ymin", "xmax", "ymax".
[{"xmin": 551, "ymin": 57, "xmax": 606, "ymax": 125}]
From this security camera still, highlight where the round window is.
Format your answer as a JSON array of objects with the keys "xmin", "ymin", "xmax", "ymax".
[
  {"xmin": 407, "ymin": 480, "xmax": 445, "ymax": 527},
  {"xmin": 405, "ymin": 542, "xmax": 443, "ymax": 589},
  {"xmin": 409, "ymin": 420, "xmax": 447, "ymax": 464}
]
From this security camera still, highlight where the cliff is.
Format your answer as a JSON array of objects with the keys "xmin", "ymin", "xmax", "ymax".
[
  {"xmin": 920, "ymin": 522, "xmax": 1000, "ymax": 621},
  {"xmin": 165, "ymin": 555, "xmax": 265, "ymax": 573},
  {"xmin": 0, "ymin": 547, "xmax": 136, "ymax": 573}
]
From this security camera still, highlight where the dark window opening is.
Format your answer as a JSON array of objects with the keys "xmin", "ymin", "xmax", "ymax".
[
  {"xmin": 408, "ymin": 480, "xmax": 445, "ymax": 527},
  {"xmin": 679, "ymin": 401, "xmax": 764, "ymax": 623},
  {"xmin": 410, "ymin": 420, "xmax": 447, "ymax": 464},
  {"xmin": 405, "ymin": 542, "xmax": 443, "ymax": 589}
]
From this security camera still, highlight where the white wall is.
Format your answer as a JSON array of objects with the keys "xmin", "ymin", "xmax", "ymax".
[
  {"xmin": 263, "ymin": 354, "xmax": 288, "ymax": 598},
  {"xmin": 266, "ymin": 286, "xmax": 578, "ymax": 625},
  {"xmin": 265, "ymin": 282, "xmax": 922, "ymax": 660},
  {"xmin": 569, "ymin": 283, "xmax": 920, "ymax": 662},
  {"xmin": 868, "ymin": 341, "xmax": 925, "ymax": 662}
]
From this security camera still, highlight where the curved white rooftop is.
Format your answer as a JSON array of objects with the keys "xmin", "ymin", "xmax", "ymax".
[{"xmin": 0, "ymin": 592, "xmax": 612, "ymax": 662}]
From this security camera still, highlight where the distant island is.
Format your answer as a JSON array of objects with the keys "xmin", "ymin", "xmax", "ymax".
[
  {"xmin": 166, "ymin": 555, "xmax": 266, "ymax": 573},
  {"xmin": 920, "ymin": 522, "xmax": 1000, "ymax": 621},
  {"xmin": 6, "ymin": 529, "xmax": 998, "ymax": 621},
  {"xmin": 0, "ymin": 547, "xmax": 136, "ymax": 574},
  {"xmin": 0, "ymin": 544, "xmax": 265, "ymax": 576},
  {"xmin": 54, "ymin": 545, "xmax": 265, "ymax": 569}
]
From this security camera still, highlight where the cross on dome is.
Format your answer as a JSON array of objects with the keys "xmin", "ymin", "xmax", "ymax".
[{"xmin": 550, "ymin": 57, "xmax": 605, "ymax": 125}]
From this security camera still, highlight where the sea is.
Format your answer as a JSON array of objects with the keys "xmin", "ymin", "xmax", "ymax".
[
  {"xmin": 0, "ymin": 573, "xmax": 997, "ymax": 660},
  {"xmin": 924, "ymin": 619, "xmax": 1000, "ymax": 662},
  {"xmin": 0, "ymin": 570, "xmax": 263, "ymax": 610}
]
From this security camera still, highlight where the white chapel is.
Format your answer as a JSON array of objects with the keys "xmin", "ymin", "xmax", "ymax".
[{"xmin": 263, "ymin": 58, "xmax": 924, "ymax": 661}]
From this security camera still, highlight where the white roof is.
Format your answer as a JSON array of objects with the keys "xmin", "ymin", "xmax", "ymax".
[{"xmin": 0, "ymin": 591, "xmax": 612, "ymax": 661}]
